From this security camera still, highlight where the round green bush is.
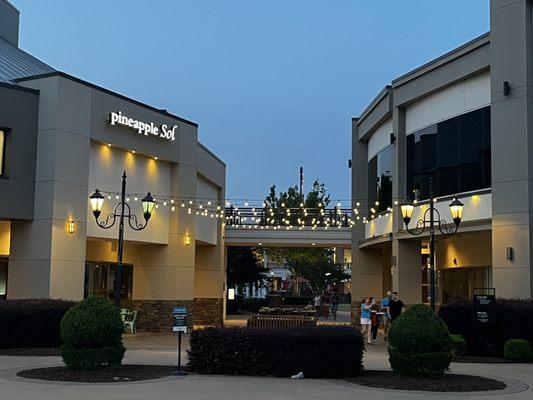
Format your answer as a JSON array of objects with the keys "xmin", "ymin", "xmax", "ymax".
[
  {"xmin": 388, "ymin": 304, "xmax": 452, "ymax": 377},
  {"xmin": 450, "ymin": 334, "xmax": 467, "ymax": 357},
  {"xmin": 504, "ymin": 339, "xmax": 532, "ymax": 362},
  {"xmin": 60, "ymin": 296, "xmax": 125, "ymax": 370}
]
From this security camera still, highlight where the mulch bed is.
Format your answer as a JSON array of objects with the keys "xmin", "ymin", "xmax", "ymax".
[
  {"xmin": 17, "ymin": 365, "xmax": 178, "ymax": 383},
  {"xmin": 0, "ymin": 348, "xmax": 60, "ymax": 356},
  {"xmin": 347, "ymin": 370, "xmax": 506, "ymax": 392}
]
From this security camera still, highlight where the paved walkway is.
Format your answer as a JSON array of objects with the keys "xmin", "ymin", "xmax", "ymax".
[{"xmin": 0, "ymin": 333, "xmax": 531, "ymax": 400}]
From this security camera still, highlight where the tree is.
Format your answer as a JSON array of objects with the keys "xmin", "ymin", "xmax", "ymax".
[
  {"xmin": 263, "ymin": 180, "xmax": 334, "ymax": 295},
  {"xmin": 227, "ymin": 247, "xmax": 267, "ymax": 296},
  {"xmin": 298, "ymin": 261, "xmax": 351, "ymax": 293}
]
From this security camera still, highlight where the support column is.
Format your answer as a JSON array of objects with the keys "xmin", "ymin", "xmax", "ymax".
[
  {"xmin": 351, "ymin": 118, "xmax": 383, "ymax": 319},
  {"xmin": 392, "ymin": 238, "xmax": 422, "ymax": 305},
  {"xmin": 8, "ymin": 77, "xmax": 90, "ymax": 300},
  {"xmin": 490, "ymin": 0, "xmax": 533, "ymax": 298}
]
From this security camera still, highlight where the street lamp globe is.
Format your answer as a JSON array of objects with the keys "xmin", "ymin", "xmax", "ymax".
[
  {"xmin": 141, "ymin": 192, "xmax": 155, "ymax": 221},
  {"xmin": 400, "ymin": 202, "xmax": 414, "ymax": 226},
  {"xmin": 449, "ymin": 198, "xmax": 464, "ymax": 226},
  {"xmin": 89, "ymin": 189, "xmax": 105, "ymax": 219}
]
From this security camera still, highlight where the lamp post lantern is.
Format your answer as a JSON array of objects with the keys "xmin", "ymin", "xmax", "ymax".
[
  {"xmin": 89, "ymin": 171, "xmax": 155, "ymax": 309},
  {"xmin": 400, "ymin": 178, "xmax": 464, "ymax": 311}
]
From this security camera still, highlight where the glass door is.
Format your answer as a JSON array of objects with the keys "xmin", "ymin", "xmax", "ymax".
[{"xmin": 84, "ymin": 262, "xmax": 133, "ymax": 301}]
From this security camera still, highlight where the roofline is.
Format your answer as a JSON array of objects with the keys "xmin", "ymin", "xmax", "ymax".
[
  {"xmin": 14, "ymin": 71, "xmax": 198, "ymax": 128},
  {"xmin": 2, "ymin": 0, "xmax": 19, "ymax": 13},
  {"xmin": 0, "ymin": 80, "xmax": 39, "ymax": 94},
  {"xmin": 392, "ymin": 32, "xmax": 490, "ymax": 87},
  {"xmin": 356, "ymin": 85, "xmax": 391, "ymax": 125},
  {"xmin": 198, "ymin": 141, "xmax": 226, "ymax": 167}
]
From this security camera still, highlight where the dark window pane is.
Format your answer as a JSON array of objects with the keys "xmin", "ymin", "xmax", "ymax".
[
  {"xmin": 406, "ymin": 106, "xmax": 491, "ymax": 199},
  {"xmin": 368, "ymin": 145, "xmax": 393, "ymax": 213}
]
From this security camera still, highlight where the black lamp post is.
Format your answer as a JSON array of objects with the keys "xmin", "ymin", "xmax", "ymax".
[
  {"xmin": 89, "ymin": 171, "xmax": 155, "ymax": 309},
  {"xmin": 400, "ymin": 178, "xmax": 464, "ymax": 311}
]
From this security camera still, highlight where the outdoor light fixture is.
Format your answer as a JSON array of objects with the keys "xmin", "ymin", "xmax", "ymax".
[
  {"xmin": 68, "ymin": 219, "xmax": 75, "ymax": 234},
  {"xmin": 89, "ymin": 171, "xmax": 153, "ymax": 309},
  {"xmin": 141, "ymin": 193, "xmax": 155, "ymax": 221},
  {"xmin": 185, "ymin": 233, "xmax": 191, "ymax": 246},
  {"xmin": 89, "ymin": 189, "xmax": 105, "ymax": 219},
  {"xmin": 402, "ymin": 178, "xmax": 464, "ymax": 311},
  {"xmin": 228, "ymin": 288, "xmax": 235, "ymax": 300}
]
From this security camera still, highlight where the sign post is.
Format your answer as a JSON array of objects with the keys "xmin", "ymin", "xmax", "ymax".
[
  {"xmin": 473, "ymin": 288, "xmax": 496, "ymax": 355},
  {"xmin": 172, "ymin": 306, "xmax": 188, "ymax": 376}
]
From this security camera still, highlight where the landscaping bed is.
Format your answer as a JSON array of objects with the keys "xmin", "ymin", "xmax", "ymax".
[
  {"xmin": 347, "ymin": 370, "xmax": 506, "ymax": 392},
  {"xmin": 17, "ymin": 365, "xmax": 177, "ymax": 383},
  {"xmin": 0, "ymin": 348, "xmax": 59, "ymax": 356}
]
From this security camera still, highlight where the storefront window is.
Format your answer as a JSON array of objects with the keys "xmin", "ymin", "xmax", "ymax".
[
  {"xmin": 0, "ymin": 130, "xmax": 5, "ymax": 176},
  {"xmin": 368, "ymin": 145, "xmax": 393, "ymax": 213},
  {"xmin": 0, "ymin": 258, "xmax": 7, "ymax": 299},
  {"xmin": 406, "ymin": 106, "xmax": 491, "ymax": 199},
  {"xmin": 84, "ymin": 262, "xmax": 133, "ymax": 301}
]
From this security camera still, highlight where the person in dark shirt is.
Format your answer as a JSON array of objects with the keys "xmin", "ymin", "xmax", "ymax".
[{"xmin": 388, "ymin": 291, "xmax": 405, "ymax": 322}]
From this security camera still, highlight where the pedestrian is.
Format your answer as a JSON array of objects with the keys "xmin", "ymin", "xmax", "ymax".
[
  {"xmin": 330, "ymin": 290, "xmax": 339, "ymax": 320},
  {"xmin": 370, "ymin": 297, "xmax": 380, "ymax": 343},
  {"xmin": 380, "ymin": 290, "xmax": 392, "ymax": 340},
  {"xmin": 360, "ymin": 297, "xmax": 372, "ymax": 345},
  {"xmin": 388, "ymin": 291, "xmax": 405, "ymax": 323}
]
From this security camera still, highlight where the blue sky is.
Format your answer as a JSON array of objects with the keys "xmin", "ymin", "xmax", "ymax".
[{"xmin": 15, "ymin": 0, "xmax": 489, "ymax": 203}]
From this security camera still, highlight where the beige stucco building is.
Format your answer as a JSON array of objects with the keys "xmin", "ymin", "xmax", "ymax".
[{"xmin": 0, "ymin": 0, "xmax": 226, "ymax": 330}]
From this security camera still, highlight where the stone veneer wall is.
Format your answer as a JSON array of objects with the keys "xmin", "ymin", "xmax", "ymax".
[
  {"xmin": 193, "ymin": 298, "xmax": 223, "ymax": 326},
  {"xmin": 129, "ymin": 298, "xmax": 223, "ymax": 332}
]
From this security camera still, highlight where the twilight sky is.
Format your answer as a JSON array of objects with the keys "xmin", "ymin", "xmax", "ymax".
[{"xmin": 15, "ymin": 0, "xmax": 489, "ymax": 203}]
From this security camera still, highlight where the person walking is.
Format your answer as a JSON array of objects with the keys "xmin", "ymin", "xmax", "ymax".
[
  {"xmin": 330, "ymin": 290, "xmax": 339, "ymax": 320},
  {"xmin": 381, "ymin": 291, "xmax": 392, "ymax": 340},
  {"xmin": 370, "ymin": 297, "xmax": 380, "ymax": 344},
  {"xmin": 360, "ymin": 297, "xmax": 372, "ymax": 345},
  {"xmin": 388, "ymin": 291, "xmax": 405, "ymax": 323}
]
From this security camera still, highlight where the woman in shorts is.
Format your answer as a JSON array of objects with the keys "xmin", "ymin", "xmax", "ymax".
[{"xmin": 360, "ymin": 297, "xmax": 372, "ymax": 345}]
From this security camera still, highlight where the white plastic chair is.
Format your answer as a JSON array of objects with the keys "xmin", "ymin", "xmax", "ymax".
[{"xmin": 124, "ymin": 310, "xmax": 137, "ymax": 334}]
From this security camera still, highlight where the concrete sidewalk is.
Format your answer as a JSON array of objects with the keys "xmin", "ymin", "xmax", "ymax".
[{"xmin": 0, "ymin": 333, "xmax": 530, "ymax": 400}]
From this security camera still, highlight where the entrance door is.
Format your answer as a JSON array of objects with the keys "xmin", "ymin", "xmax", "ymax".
[
  {"xmin": 84, "ymin": 262, "xmax": 134, "ymax": 301},
  {"xmin": 0, "ymin": 258, "xmax": 7, "ymax": 299},
  {"xmin": 441, "ymin": 266, "xmax": 491, "ymax": 303}
]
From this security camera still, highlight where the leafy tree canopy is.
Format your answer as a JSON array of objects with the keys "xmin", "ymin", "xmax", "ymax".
[{"xmin": 227, "ymin": 246, "xmax": 266, "ymax": 287}]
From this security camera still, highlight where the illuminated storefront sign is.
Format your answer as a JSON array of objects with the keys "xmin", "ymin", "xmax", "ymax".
[{"xmin": 109, "ymin": 111, "xmax": 177, "ymax": 141}]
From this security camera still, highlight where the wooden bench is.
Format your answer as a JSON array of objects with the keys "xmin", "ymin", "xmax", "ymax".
[{"xmin": 247, "ymin": 315, "xmax": 317, "ymax": 328}]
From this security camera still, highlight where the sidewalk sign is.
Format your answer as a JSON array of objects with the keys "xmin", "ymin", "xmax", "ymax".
[{"xmin": 172, "ymin": 306, "xmax": 188, "ymax": 376}]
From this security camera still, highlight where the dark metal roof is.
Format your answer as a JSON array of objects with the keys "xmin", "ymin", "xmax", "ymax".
[{"xmin": 0, "ymin": 36, "xmax": 55, "ymax": 83}]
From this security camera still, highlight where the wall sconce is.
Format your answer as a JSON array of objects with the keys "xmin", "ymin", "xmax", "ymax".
[
  {"xmin": 506, "ymin": 247, "xmax": 514, "ymax": 261},
  {"xmin": 185, "ymin": 233, "xmax": 191, "ymax": 246},
  {"xmin": 228, "ymin": 288, "xmax": 235, "ymax": 300},
  {"xmin": 68, "ymin": 219, "xmax": 75, "ymax": 234}
]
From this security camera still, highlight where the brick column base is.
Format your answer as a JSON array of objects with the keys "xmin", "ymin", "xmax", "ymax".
[
  {"xmin": 193, "ymin": 298, "xmax": 223, "ymax": 326},
  {"xmin": 128, "ymin": 298, "xmax": 224, "ymax": 332}
]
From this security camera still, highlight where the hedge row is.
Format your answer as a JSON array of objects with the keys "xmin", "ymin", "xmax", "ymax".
[
  {"xmin": 439, "ymin": 299, "xmax": 533, "ymax": 356},
  {"xmin": 0, "ymin": 299, "xmax": 76, "ymax": 348},
  {"xmin": 188, "ymin": 326, "xmax": 364, "ymax": 378}
]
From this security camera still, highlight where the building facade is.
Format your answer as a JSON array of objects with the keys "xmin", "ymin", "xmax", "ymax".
[
  {"xmin": 352, "ymin": 0, "xmax": 533, "ymax": 305},
  {"xmin": 0, "ymin": 0, "xmax": 226, "ymax": 329}
]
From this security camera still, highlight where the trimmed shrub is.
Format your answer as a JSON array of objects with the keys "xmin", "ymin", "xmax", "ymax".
[
  {"xmin": 388, "ymin": 304, "xmax": 452, "ymax": 377},
  {"xmin": 439, "ymin": 299, "xmax": 533, "ymax": 356},
  {"xmin": 0, "ymin": 299, "xmax": 76, "ymax": 348},
  {"xmin": 504, "ymin": 339, "xmax": 532, "ymax": 362},
  {"xmin": 188, "ymin": 326, "xmax": 364, "ymax": 378},
  {"xmin": 450, "ymin": 334, "xmax": 467, "ymax": 357},
  {"xmin": 60, "ymin": 296, "xmax": 125, "ymax": 370}
]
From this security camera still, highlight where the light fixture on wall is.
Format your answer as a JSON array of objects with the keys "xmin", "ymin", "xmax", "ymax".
[
  {"xmin": 185, "ymin": 233, "xmax": 191, "ymax": 246},
  {"xmin": 68, "ymin": 219, "xmax": 75, "ymax": 234},
  {"xmin": 506, "ymin": 247, "xmax": 514, "ymax": 261},
  {"xmin": 228, "ymin": 288, "xmax": 235, "ymax": 300}
]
